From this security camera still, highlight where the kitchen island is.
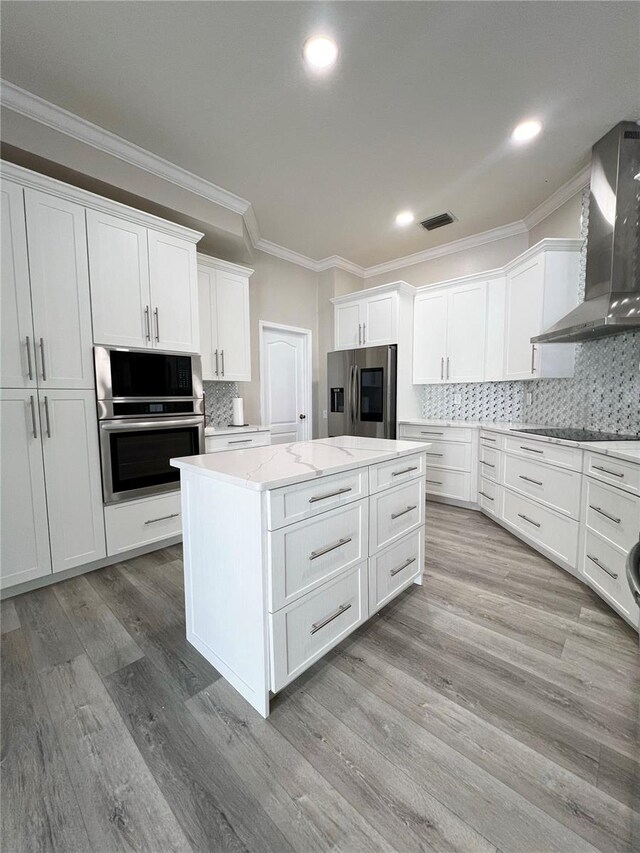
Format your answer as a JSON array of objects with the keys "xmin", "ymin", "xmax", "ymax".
[{"xmin": 171, "ymin": 436, "xmax": 429, "ymax": 716}]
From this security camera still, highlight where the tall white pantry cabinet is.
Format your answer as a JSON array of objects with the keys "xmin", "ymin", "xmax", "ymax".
[{"xmin": 1, "ymin": 162, "xmax": 204, "ymax": 592}]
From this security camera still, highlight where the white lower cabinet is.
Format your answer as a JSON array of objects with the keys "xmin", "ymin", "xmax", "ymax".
[
  {"xmin": 205, "ymin": 430, "xmax": 270, "ymax": 454},
  {"xmin": 369, "ymin": 478, "xmax": 425, "ymax": 553},
  {"xmin": 0, "ymin": 390, "xmax": 51, "ymax": 588},
  {"xmin": 501, "ymin": 488, "xmax": 579, "ymax": 568},
  {"xmin": 398, "ymin": 423, "xmax": 477, "ymax": 504},
  {"xmin": 104, "ymin": 492, "xmax": 182, "ymax": 556},
  {"xmin": 369, "ymin": 528, "xmax": 423, "ymax": 614},
  {"xmin": 270, "ymin": 561, "xmax": 368, "ymax": 692},
  {"xmin": 478, "ymin": 477, "xmax": 500, "ymax": 516},
  {"xmin": 581, "ymin": 529, "xmax": 637, "ymax": 622},
  {"xmin": 502, "ymin": 453, "xmax": 582, "ymax": 519}
]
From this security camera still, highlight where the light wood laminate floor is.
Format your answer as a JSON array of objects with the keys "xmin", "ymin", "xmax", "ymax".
[{"xmin": 2, "ymin": 502, "xmax": 638, "ymax": 852}]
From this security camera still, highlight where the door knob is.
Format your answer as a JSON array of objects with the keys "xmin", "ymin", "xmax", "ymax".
[{"xmin": 299, "ymin": 414, "xmax": 306, "ymax": 420}]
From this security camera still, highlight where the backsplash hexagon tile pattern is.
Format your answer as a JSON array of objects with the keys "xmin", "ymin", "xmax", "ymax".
[
  {"xmin": 420, "ymin": 188, "xmax": 640, "ymax": 435},
  {"xmin": 203, "ymin": 380, "xmax": 239, "ymax": 426}
]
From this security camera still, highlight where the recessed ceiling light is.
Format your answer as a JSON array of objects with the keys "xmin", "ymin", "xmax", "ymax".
[
  {"xmin": 303, "ymin": 36, "xmax": 338, "ymax": 70},
  {"xmin": 395, "ymin": 211, "xmax": 414, "ymax": 226},
  {"xmin": 512, "ymin": 119, "xmax": 543, "ymax": 143}
]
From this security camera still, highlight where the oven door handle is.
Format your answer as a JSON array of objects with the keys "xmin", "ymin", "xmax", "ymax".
[{"xmin": 100, "ymin": 416, "xmax": 204, "ymax": 431}]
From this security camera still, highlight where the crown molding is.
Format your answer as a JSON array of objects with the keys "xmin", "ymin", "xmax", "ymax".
[
  {"xmin": 523, "ymin": 163, "xmax": 591, "ymax": 231},
  {"xmin": 253, "ymin": 237, "xmax": 319, "ymax": 271},
  {"xmin": 362, "ymin": 220, "xmax": 528, "ymax": 279},
  {"xmin": 315, "ymin": 255, "xmax": 366, "ymax": 277},
  {"xmin": 197, "ymin": 252, "xmax": 254, "ymax": 277},
  {"xmin": 331, "ymin": 280, "xmax": 415, "ymax": 305}
]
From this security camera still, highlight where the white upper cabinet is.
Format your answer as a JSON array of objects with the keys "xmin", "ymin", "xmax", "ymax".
[
  {"xmin": 413, "ymin": 282, "xmax": 486, "ymax": 384},
  {"xmin": 89, "ymin": 212, "xmax": 200, "ymax": 354},
  {"xmin": 87, "ymin": 210, "xmax": 151, "ymax": 349},
  {"xmin": 504, "ymin": 241, "xmax": 580, "ymax": 380},
  {"xmin": 483, "ymin": 276, "xmax": 507, "ymax": 381},
  {"xmin": 1, "ymin": 181, "xmax": 35, "ymax": 389},
  {"xmin": 413, "ymin": 290, "xmax": 448, "ymax": 383},
  {"xmin": 332, "ymin": 283, "xmax": 411, "ymax": 350},
  {"xmin": 24, "ymin": 190, "xmax": 95, "ymax": 389},
  {"xmin": 148, "ymin": 230, "xmax": 199, "ymax": 353},
  {"xmin": 198, "ymin": 256, "xmax": 253, "ymax": 382},
  {"xmin": 0, "ymin": 389, "xmax": 51, "ymax": 589}
]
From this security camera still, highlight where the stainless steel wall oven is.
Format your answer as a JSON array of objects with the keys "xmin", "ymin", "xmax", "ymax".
[{"xmin": 95, "ymin": 346, "xmax": 204, "ymax": 504}]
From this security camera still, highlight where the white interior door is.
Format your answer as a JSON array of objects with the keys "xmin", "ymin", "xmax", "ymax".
[
  {"xmin": 0, "ymin": 389, "xmax": 51, "ymax": 589},
  {"xmin": 261, "ymin": 325, "xmax": 311, "ymax": 444},
  {"xmin": 413, "ymin": 291, "xmax": 448, "ymax": 383}
]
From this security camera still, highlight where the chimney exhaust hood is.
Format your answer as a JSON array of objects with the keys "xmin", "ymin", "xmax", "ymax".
[{"xmin": 532, "ymin": 121, "xmax": 640, "ymax": 344}]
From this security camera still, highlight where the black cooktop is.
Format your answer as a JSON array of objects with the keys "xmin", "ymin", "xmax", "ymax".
[{"xmin": 513, "ymin": 428, "xmax": 640, "ymax": 442}]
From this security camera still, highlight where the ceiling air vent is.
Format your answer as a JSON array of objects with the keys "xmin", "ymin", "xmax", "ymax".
[{"xmin": 420, "ymin": 211, "xmax": 456, "ymax": 231}]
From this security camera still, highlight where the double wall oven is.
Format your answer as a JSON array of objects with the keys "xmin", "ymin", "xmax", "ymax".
[{"xmin": 95, "ymin": 346, "xmax": 204, "ymax": 504}]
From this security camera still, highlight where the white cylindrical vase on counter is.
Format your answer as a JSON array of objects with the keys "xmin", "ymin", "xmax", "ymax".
[{"xmin": 232, "ymin": 397, "xmax": 245, "ymax": 426}]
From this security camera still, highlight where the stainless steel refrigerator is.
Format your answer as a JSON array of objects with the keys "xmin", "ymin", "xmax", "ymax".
[{"xmin": 327, "ymin": 345, "xmax": 397, "ymax": 439}]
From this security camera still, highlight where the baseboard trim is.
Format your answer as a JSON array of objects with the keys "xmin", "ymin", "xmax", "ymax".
[{"xmin": 426, "ymin": 494, "xmax": 480, "ymax": 511}]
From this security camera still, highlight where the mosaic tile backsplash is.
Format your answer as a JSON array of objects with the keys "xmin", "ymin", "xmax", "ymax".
[
  {"xmin": 420, "ymin": 188, "xmax": 640, "ymax": 434},
  {"xmin": 203, "ymin": 380, "xmax": 239, "ymax": 426}
]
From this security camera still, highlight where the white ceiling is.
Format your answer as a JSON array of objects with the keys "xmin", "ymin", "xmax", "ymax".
[{"xmin": 2, "ymin": 2, "xmax": 639, "ymax": 267}]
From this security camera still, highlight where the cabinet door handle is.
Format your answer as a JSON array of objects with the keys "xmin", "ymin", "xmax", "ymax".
[
  {"xmin": 228, "ymin": 438, "xmax": 253, "ymax": 445},
  {"xmin": 391, "ymin": 505, "xmax": 417, "ymax": 520},
  {"xmin": 390, "ymin": 557, "xmax": 416, "ymax": 577},
  {"xmin": 358, "ymin": 324, "xmax": 362, "ymax": 346},
  {"xmin": 518, "ymin": 512, "xmax": 540, "ymax": 528},
  {"xmin": 440, "ymin": 357, "xmax": 444, "ymax": 381},
  {"xmin": 39, "ymin": 338, "xmax": 47, "ymax": 381},
  {"xmin": 481, "ymin": 460, "xmax": 495, "ymax": 468},
  {"xmin": 309, "ymin": 487, "xmax": 353, "ymax": 503},
  {"xmin": 592, "ymin": 464, "xmax": 624, "ymax": 479},
  {"xmin": 153, "ymin": 307, "xmax": 160, "ymax": 342},
  {"xmin": 520, "ymin": 445, "xmax": 543, "ymax": 455},
  {"xmin": 392, "ymin": 465, "xmax": 419, "ymax": 476},
  {"xmin": 26, "ymin": 336, "xmax": 34, "ymax": 380},
  {"xmin": 589, "ymin": 505, "xmax": 621, "ymax": 524},
  {"xmin": 479, "ymin": 491, "xmax": 494, "ymax": 501},
  {"xmin": 43, "ymin": 395, "xmax": 51, "ymax": 438},
  {"xmin": 446, "ymin": 356, "xmax": 450, "ymax": 380},
  {"xmin": 309, "ymin": 537, "xmax": 352, "ymax": 561},
  {"xmin": 519, "ymin": 474, "xmax": 543, "ymax": 486},
  {"xmin": 311, "ymin": 602, "xmax": 351, "ymax": 635},
  {"xmin": 421, "ymin": 431, "xmax": 444, "ymax": 436},
  {"xmin": 587, "ymin": 553, "xmax": 618, "ymax": 579},
  {"xmin": 214, "ymin": 349, "xmax": 219, "ymax": 377},
  {"xmin": 144, "ymin": 513, "xmax": 179, "ymax": 525},
  {"xmin": 221, "ymin": 349, "xmax": 225, "ymax": 377},
  {"xmin": 144, "ymin": 306, "xmax": 151, "ymax": 341},
  {"xmin": 362, "ymin": 323, "xmax": 366, "ymax": 344},
  {"xmin": 426, "ymin": 452, "xmax": 443, "ymax": 457},
  {"xmin": 29, "ymin": 395, "xmax": 38, "ymax": 438},
  {"xmin": 482, "ymin": 436, "xmax": 497, "ymax": 442},
  {"xmin": 531, "ymin": 344, "xmax": 536, "ymax": 374},
  {"xmin": 426, "ymin": 479, "xmax": 442, "ymax": 485}
]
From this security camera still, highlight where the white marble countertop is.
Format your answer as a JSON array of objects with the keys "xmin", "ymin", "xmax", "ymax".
[
  {"xmin": 204, "ymin": 424, "xmax": 269, "ymax": 437},
  {"xmin": 172, "ymin": 436, "xmax": 431, "ymax": 491},
  {"xmin": 399, "ymin": 419, "xmax": 640, "ymax": 463}
]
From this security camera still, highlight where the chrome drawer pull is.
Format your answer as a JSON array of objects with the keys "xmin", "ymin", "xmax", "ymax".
[
  {"xmin": 482, "ymin": 436, "xmax": 497, "ymax": 442},
  {"xmin": 587, "ymin": 553, "xmax": 618, "ymax": 579},
  {"xmin": 481, "ymin": 460, "xmax": 495, "ymax": 468},
  {"xmin": 154, "ymin": 307, "xmax": 160, "ymax": 342},
  {"xmin": 390, "ymin": 557, "xmax": 416, "ymax": 577},
  {"xmin": 26, "ymin": 336, "xmax": 34, "ymax": 380},
  {"xmin": 421, "ymin": 431, "xmax": 444, "ymax": 435},
  {"xmin": 309, "ymin": 537, "xmax": 352, "ymax": 560},
  {"xmin": 29, "ymin": 395, "xmax": 38, "ymax": 438},
  {"xmin": 144, "ymin": 513, "xmax": 180, "ymax": 525},
  {"xmin": 426, "ymin": 479, "xmax": 442, "ymax": 485},
  {"xmin": 215, "ymin": 349, "xmax": 219, "ymax": 377},
  {"xmin": 39, "ymin": 338, "xmax": 47, "ymax": 381},
  {"xmin": 43, "ymin": 395, "xmax": 51, "ymax": 438},
  {"xmin": 144, "ymin": 306, "xmax": 151, "ymax": 341},
  {"xmin": 479, "ymin": 491, "xmax": 494, "ymax": 501},
  {"xmin": 221, "ymin": 349, "xmax": 225, "ymax": 377},
  {"xmin": 426, "ymin": 453, "xmax": 443, "ymax": 458},
  {"xmin": 228, "ymin": 438, "xmax": 253, "ymax": 445},
  {"xmin": 519, "ymin": 474, "xmax": 543, "ymax": 486},
  {"xmin": 592, "ymin": 464, "xmax": 624, "ymax": 479},
  {"xmin": 311, "ymin": 602, "xmax": 351, "ymax": 635},
  {"xmin": 518, "ymin": 512, "xmax": 540, "ymax": 528},
  {"xmin": 589, "ymin": 505, "xmax": 621, "ymax": 524},
  {"xmin": 309, "ymin": 487, "xmax": 353, "ymax": 503},
  {"xmin": 391, "ymin": 505, "xmax": 417, "ymax": 520},
  {"xmin": 520, "ymin": 445, "xmax": 543, "ymax": 454},
  {"xmin": 392, "ymin": 466, "xmax": 419, "ymax": 476}
]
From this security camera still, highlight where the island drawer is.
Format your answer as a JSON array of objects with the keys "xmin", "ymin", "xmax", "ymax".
[
  {"xmin": 369, "ymin": 528, "xmax": 423, "ymax": 614},
  {"xmin": 502, "ymin": 488, "xmax": 579, "ymax": 568},
  {"xmin": 205, "ymin": 431, "xmax": 271, "ymax": 453},
  {"xmin": 268, "ymin": 498, "xmax": 368, "ymax": 611},
  {"xmin": 505, "ymin": 436, "xmax": 582, "ymax": 471},
  {"xmin": 503, "ymin": 454, "xmax": 582, "ymax": 519},
  {"xmin": 267, "ymin": 467, "xmax": 368, "ymax": 530},
  {"xmin": 584, "ymin": 452, "xmax": 640, "ymax": 496},
  {"xmin": 369, "ymin": 452, "xmax": 425, "ymax": 494},
  {"xmin": 478, "ymin": 477, "xmax": 500, "ymax": 516},
  {"xmin": 270, "ymin": 561, "xmax": 367, "ymax": 692},
  {"xmin": 479, "ymin": 444, "xmax": 500, "ymax": 481},
  {"xmin": 104, "ymin": 492, "xmax": 182, "ymax": 556},
  {"xmin": 584, "ymin": 478, "xmax": 640, "ymax": 553},
  {"xmin": 370, "ymin": 478, "xmax": 425, "ymax": 554},
  {"xmin": 399, "ymin": 423, "xmax": 474, "ymax": 443}
]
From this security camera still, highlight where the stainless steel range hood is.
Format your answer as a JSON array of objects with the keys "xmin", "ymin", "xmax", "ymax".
[{"xmin": 532, "ymin": 121, "xmax": 640, "ymax": 344}]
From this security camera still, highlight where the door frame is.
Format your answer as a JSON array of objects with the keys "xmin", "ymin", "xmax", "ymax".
[{"xmin": 259, "ymin": 321, "xmax": 313, "ymax": 441}]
